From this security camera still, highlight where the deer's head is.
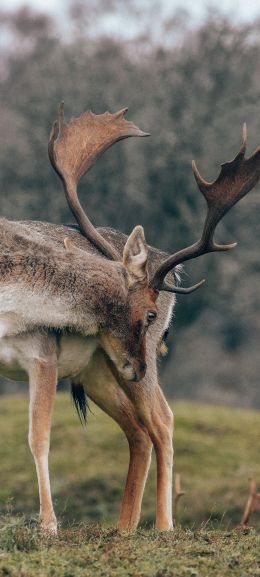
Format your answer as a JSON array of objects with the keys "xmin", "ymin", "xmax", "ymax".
[
  {"xmin": 97, "ymin": 225, "xmax": 158, "ymax": 382},
  {"xmin": 63, "ymin": 224, "xmax": 158, "ymax": 382}
]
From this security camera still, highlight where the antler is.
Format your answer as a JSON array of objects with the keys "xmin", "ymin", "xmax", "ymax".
[
  {"xmin": 48, "ymin": 102, "xmax": 149, "ymax": 260},
  {"xmin": 150, "ymin": 125, "xmax": 260, "ymax": 293}
]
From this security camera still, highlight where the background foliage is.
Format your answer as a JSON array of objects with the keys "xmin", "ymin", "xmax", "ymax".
[{"xmin": 0, "ymin": 4, "xmax": 260, "ymax": 406}]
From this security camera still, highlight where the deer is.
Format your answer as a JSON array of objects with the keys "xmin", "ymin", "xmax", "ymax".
[{"xmin": 0, "ymin": 103, "xmax": 259, "ymax": 535}]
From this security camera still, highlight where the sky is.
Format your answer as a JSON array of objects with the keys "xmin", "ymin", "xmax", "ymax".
[{"xmin": 1, "ymin": 0, "xmax": 260, "ymax": 25}]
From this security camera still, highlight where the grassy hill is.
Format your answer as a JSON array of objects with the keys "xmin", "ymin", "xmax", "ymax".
[{"xmin": 0, "ymin": 393, "xmax": 259, "ymax": 576}]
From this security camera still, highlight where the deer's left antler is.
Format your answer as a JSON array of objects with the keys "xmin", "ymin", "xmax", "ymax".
[
  {"xmin": 48, "ymin": 102, "xmax": 149, "ymax": 260},
  {"xmin": 150, "ymin": 125, "xmax": 260, "ymax": 293}
]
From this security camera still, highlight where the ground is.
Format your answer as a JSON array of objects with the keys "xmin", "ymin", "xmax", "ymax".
[{"xmin": 0, "ymin": 393, "xmax": 259, "ymax": 576}]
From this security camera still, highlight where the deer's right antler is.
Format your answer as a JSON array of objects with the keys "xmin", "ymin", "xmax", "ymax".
[
  {"xmin": 150, "ymin": 125, "xmax": 260, "ymax": 293},
  {"xmin": 48, "ymin": 103, "xmax": 149, "ymax": 260}
]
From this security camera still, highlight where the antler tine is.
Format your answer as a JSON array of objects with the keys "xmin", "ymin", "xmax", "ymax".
[
  {"xmin": 192, "ymin": 123, "xmax": 248, "ymax": 201},
  {"xmin": 48, "ymin": 102, "xmax": 149, "ymax": 261},
  {"xmin": 151, "ymin": 126, "xmax": 260, "ymax": 293}
]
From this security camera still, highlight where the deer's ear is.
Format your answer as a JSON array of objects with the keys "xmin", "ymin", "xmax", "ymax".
[
  {"xmin": 123, "ymin": 226, "xmax": 148, "ymax": 285},
  {"xmin": 63, "ymin": 237, "xmax": 87, "ymax": 256},
  {"xmin": 64, "ymin": 237, "xmax": 77, "ymax": 251}
]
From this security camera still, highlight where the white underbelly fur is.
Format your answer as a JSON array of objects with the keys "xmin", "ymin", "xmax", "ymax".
[{"xmin": 0, "ymin": 333, "xmax": 98, "ymax": 382}]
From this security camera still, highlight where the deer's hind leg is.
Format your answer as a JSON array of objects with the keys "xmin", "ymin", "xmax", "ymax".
[
  {"xmin": 79, "ymin": 349, "xmax": 153, "ymax": 532},
  {"xmin": 28, "ymin": 338, "xmax": 58, "ymax": 533}
]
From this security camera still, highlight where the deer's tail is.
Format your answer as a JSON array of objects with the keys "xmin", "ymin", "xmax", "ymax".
[{"xmin": 71, "ymin": 382, "xmax": 88, "ymax": 425}]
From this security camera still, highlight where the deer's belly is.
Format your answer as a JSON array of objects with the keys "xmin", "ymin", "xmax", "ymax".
[{"xmin": 0, "ymin": 334, "xmax": 98, "ymax": 383}]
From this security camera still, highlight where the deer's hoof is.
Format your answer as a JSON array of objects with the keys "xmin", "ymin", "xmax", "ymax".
[{"xmin": 40, "ymin": 519, "xmax": 58, "ymax": 535}]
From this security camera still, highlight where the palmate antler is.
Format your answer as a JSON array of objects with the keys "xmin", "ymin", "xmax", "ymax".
[
  {"xmin": 48, "ymin": 102, "xmax": 149, "ymax": 260},
  {"xmin": 150, "ymin": 125, "xmax": 260, "ymax": 294}
]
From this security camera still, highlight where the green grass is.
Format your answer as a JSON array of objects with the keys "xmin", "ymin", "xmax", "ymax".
[
  {"xmin": 0, "ymin": 522, "xmax": 259, "ymax": 577},
  {"xmin": 0, "ymin": 393, "xmax": 259, "ymax": 576}
]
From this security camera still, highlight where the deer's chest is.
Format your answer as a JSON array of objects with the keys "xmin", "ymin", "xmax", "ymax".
[{"xmin": 57, "ymin": 334, "xmax": 98, "ymax": 378}]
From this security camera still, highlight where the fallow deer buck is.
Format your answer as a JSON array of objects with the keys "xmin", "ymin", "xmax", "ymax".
[{"xmin": 0, "ymin": 103, "xmax": 259, "ymax": 534}]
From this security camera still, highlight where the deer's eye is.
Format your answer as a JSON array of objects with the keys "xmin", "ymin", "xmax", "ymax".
[{"xmin": 147, "ymin": 310, "xmax": 157, "ymax": 323}]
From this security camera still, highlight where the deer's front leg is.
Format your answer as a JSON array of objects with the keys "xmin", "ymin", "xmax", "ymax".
[
  {"xmin": 79, "ymin": 349, "xmax": 152, "ymax": 532},
  {"xmin": 149, "ymin": 387, "xmax": 174, "ymax": 530},
  {"xmin": 123, "ymin": 357, "xmax": 174, "ymax": 530},
  {"xmin": 28, "ymin": 357, "xmax": 57, "ymax": 533}
]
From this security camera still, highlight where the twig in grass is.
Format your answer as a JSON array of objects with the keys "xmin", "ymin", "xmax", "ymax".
[
  {"xmin": 238, "ymin": 477, "xmax": 260, "ymax": 529},
  {"xmin": 173, "ymin": 473, "xmax": 185, "ymax": 525}
]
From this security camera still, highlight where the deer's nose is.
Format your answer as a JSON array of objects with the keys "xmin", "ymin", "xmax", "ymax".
[
  {"xmin": 139, "ymin": 361, "xmax": 147, "ymax": 374},
  {"xmin": 133, "ymin": 360, "xmax": 147, "ymax": 381}
]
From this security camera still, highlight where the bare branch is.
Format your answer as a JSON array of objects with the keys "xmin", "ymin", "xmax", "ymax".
[
  {"xmin": 238, "ymin": 477, "xmax": 260, "ymax": 529},
  {"xmin": 173, "ymin": 473, "xmax": 185, "ymax": 525}
]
